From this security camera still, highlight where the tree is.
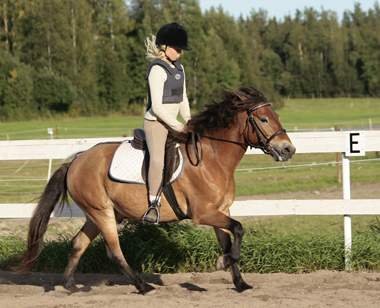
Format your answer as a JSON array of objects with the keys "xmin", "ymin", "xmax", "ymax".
[
  {"xmin": 32, "ymin": 68, "xmax": 75, "ymax": 114},
  {"xmin": 0, "ymin": 51, "xmax": 34, "ymax": 120},
  {"xmin": 0, "ymin": 0, "xmax": 15, "ymax": 54},
  {"xmin": 1, "ymin": 0, "xmax": 380, "ymax": 121}
]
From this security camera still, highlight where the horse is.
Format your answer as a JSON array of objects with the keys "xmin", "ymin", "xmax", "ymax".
[{"xmin": 17, "ymin": 86, "xmax": 295, "ymax": 295}]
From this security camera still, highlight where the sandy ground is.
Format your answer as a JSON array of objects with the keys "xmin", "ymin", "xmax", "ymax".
[
  {"xmin": 1, "ymin": 183, "xmax": 380, "ymax": 308},
  {"xmin": 2, "ymin": 270, "xmax": 380, "ymax": 308}
]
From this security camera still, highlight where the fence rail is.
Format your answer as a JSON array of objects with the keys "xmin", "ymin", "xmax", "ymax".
[
  {"xmin": 0, "ymin": 131, "xmax": 379, "ymax": 160},
  {"xmin": 1, "ymin": 199, "xmax": 379, "ymax": 219}
]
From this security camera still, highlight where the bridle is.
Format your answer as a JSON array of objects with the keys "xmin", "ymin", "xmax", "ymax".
[
  {"xmin": 188, "ymin": 102, "xmax": 286, "ymax": 165},
  {"xmin": 243, "ymin": 102, "xmax": 286, "ymax": 154}
]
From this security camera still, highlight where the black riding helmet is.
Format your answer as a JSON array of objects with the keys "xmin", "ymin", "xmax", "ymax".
[{"xmin": 156, "ymin": 22, "xmax": 192, "ymax": 51}]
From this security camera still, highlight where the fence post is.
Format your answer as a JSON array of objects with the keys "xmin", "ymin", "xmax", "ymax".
[
  {"xmin": 342, "ymin": 153, "xmax": 352, "ymax": 271},
  {"xmin": 335, "ymin": 125, "xmax": 341, "ymax": 183},
  {"xmin": 47, "ymin": 128, "xmax": 53, "ymax": 182},
  {"xmin": 47, "ymin": 158, "xmax": 52, "ymax": 182}
]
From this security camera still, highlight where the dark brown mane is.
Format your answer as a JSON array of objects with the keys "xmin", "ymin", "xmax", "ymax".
[{"xmin": 167, "ymin": 86, "xmax": 267, "ymax": 143}]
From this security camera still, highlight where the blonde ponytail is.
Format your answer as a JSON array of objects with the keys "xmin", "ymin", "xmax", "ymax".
[{"xmin": 145, "ymin": 34, "xmax": 167, "ymax": 61}]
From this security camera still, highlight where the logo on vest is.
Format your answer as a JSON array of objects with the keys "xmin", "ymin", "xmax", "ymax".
[{"xmin": 175, "ymin": 74, "xmax": 181, "ymax": 80}]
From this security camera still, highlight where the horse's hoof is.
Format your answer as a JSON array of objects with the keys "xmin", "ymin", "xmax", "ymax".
[
  {"xmin": 216, "ymin": 256, "xmax": 226, "ymax": 270},
  {"xmin": 237, "ymin": 284, "xmax": 254, "ymax": 293},
  {"xmin": 64, "ymin": 284, "xmax": 80, "ymax": 293},
  {"xmin": 140, "ymin": 283, "xmax": 156, "ymax": 295},
  {"xmin": 144, "ymin": 288, "xmax": 159, "ymax": 296},
  {"xmin": 240, "ymin": 288, "xmax": 254, "ymax": 294}
]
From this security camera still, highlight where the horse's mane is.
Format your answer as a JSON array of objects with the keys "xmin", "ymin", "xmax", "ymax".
[{"xmin": 167, "ymin": 86, "xmax": 267, "ymax": 143}]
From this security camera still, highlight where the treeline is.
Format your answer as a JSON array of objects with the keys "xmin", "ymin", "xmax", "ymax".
[{"xmin": 0, "ymin": 0, "xmax": 379, "ymax": 121}]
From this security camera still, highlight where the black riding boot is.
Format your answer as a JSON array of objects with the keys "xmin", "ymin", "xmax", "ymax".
[{"xmin": 143, "ymin": 201, "xmax": 160, "ymax": 225}]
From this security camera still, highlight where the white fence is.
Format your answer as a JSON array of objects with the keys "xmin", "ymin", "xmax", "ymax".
[
  {"xmin": 1, "ymin": 131, "xmax": 380, "ymax": 267},
  {"xmin": 1, "ymin": 131, "xmax": 379, "ymax": 159}
]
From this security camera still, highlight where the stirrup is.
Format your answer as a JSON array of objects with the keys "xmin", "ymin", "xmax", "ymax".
[{"xmin": 143, "ymin": 203, "xmax": 160, "ymax": 225}]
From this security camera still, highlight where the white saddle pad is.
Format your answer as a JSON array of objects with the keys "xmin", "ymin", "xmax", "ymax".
[{"xmin": 109, "ymin": 141, "xmax": 184, "ymax": 185}]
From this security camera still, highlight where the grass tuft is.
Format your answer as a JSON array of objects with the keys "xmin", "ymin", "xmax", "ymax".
[{"xmin": 3, "ymin": 220, "xmax": 380, "ymax": 274}]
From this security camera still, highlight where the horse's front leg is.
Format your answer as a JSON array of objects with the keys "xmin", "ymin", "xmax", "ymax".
[
  {"xmin": 213, "ymin": 216, "xmax": 244, "ymax": 269},
  {"xmin": 195, "ymin": 207, "xmax": 250, "ymax": 290},
  {"xmin": 214, "ymin": 227, "xmax": 253, "ymax": 292},
  {"xmin": 195, "ymin": 208, "xmax": 243, "ymax": 268}
]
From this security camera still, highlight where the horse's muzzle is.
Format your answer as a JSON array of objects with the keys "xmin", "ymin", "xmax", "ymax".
[{"xmin": 270, "ymin": 141, "xmax": 296, "ymax": 162}]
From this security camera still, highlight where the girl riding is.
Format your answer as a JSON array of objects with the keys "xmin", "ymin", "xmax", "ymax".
[{"xmin": 142, "ymin": 22, "xmax": 192, "ymax": 224}]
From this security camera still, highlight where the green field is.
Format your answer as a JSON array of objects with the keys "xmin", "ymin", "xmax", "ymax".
[
  {"xmin": 0, "ymin": 116, "xmax": 144, "ymax": 141},
  {"xmin": 280, "ymin": 98, "xmax": 380, "ymax": 130},
  {"xmin": 235, "ymin": 152, "xmax": 380, "ymax": 196},
  {"xmin": 0, "ymin": 98, "xmax": 379, "ymax": 140}
]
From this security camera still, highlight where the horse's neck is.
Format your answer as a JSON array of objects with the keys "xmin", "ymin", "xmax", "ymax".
[{"xmin": 202, "ymin": 127, "xmax": 247, "ymax": 172}]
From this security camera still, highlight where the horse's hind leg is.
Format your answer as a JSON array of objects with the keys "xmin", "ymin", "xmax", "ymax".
[
  {"xmin": 214, "ymin": 227, "xmax": 253, "ymax": 292},
  {"xmin": 63, "ymin": 219, "xmax": 100, "ymax": 292},
  {"xmin": 92, "ymin": 211, "xmax": 155, "ymax": 295}
]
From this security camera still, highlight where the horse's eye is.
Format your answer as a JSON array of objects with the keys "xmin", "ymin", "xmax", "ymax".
[{"xmin": 260, "ymin": 118, "xmax": 268, "ymax": 124}]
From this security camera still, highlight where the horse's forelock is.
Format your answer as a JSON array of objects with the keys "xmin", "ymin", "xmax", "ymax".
[{"xmin": 235, "ymin": 86, "xmax": 268, "ymax": 108}]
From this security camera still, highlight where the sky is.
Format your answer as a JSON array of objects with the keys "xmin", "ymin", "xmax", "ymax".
[{"xmin": 199, "ymin": 0, "xmax": 379, "ymax": 21}]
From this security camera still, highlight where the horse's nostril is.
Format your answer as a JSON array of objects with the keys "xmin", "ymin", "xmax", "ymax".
[{"xmin": 281, "ymin": 144, "xmax": 296, "ymax": 158}]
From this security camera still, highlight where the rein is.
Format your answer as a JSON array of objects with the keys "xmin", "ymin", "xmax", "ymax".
[
  {"xmin": 188, "ymin": 102, "xmax": 286, "ymax": 165},
  {"xmin": 186, "ymin": 132, "xmax": 204, "ymax": 166}
]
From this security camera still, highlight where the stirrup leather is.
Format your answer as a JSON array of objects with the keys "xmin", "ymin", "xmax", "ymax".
[{"xmin": 143, "ymin": 202, "xmax": 160, "ymax": 225}]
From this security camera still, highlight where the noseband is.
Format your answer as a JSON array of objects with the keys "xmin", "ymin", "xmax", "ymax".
[{"xmin": 190, "ymin": 102, "xmax": 286, "ymax": 164}]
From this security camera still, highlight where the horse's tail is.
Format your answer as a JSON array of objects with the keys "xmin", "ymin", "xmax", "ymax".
[{"xmin": 17, "ymin": 162, "xmax": 71, "ymax": 273}]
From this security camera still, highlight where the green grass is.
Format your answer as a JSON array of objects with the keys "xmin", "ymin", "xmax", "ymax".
[
  {"xmin": 0, "ymin": 159, "xmax": 72, "ymax": 203},
  {"xmin": 3, "ymin": 221, "xmax": 380, "ymax": 274},
  {"xmin": 280, "ymin": 98, "xmax": 380, "ymax": 130},
  {"xmin": 0, "ymin": 236, "xmax": 27, "ymax": 269},
  {"xmin": 242, "ymin": 215, "xmax": 379, "ymax": 235},
  {"xmin": 235, "ymin": 152, "xmax": 380, "ymax": 197},
  {"xmin": 0, "ymin": 115, "xmax": 144, "ymax": 141},
  {"xmin": 1, "ymin": 98, "xmax": 380, "ymax": 140}
]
